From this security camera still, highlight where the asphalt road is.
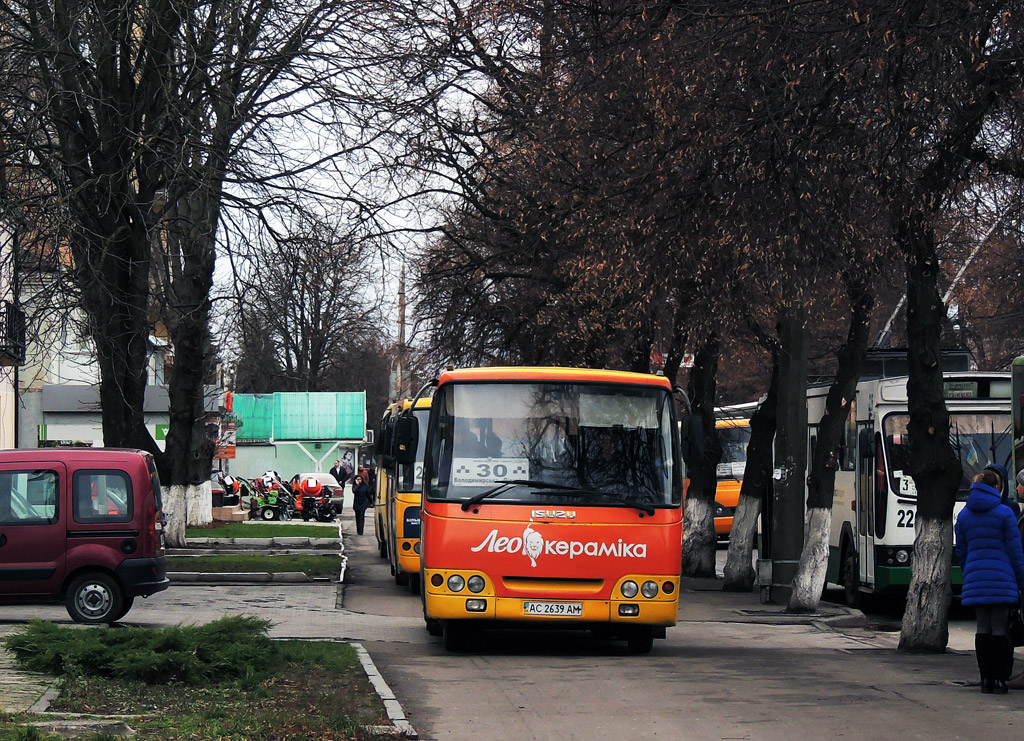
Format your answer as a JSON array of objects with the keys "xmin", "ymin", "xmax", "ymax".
[{"xmin": 1, "ymin": 537, "xmax": 1018, "ymax": 740}]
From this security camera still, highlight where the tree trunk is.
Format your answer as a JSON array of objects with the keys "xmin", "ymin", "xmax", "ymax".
[
  {"xmin": 681, "ymin": 334, "xmax": 722, "ymax": 577},
  {"xmin": 160, "ymin": 188, "xmax": 220, "ymax": 546},
  {"xmin": 788, "ymin": 274, "xmax": 873, "ymax": 612},
  {"xmin": 74, "ymin": 230, "xmax": 160, "ymax": 458},
  {"xmin": 723, "ymin": 358, "xmax": 779, "ymax": 591},
  {"xmin": 898, "ymin": 213, "xmax": 961, "ymax": 652}
]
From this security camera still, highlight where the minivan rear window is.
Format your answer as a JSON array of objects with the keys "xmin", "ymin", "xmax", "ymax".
[
  {"xmin": 73, "ymin": 470, "xmax": 133, "ymax": 523},
  {"xmin": 0, "ymin": 470, "xmax": 58, "ymax": 525}
]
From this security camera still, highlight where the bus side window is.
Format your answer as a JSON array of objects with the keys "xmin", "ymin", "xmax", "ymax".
[{"xmin": 842, "ymin": 400, "xmax": 858, "ymax": 471}]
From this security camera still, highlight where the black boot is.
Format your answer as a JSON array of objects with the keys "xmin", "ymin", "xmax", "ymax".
[
  {"xmin": 977, "ymin": 635, "xmax": 995, "ymax": 693},
  {"xmin": 994, "ymin": 635, "xmax": 1013, "ymax": 694}
]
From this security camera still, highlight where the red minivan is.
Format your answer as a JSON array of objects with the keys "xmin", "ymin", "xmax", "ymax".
[{"xmin": 0, "ymin": 448, "xmax": 168, "ymax": 623}]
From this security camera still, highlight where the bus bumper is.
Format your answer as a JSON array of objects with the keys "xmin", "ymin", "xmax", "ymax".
[
  {"xmin": 396, "ymin": 539, "xmax": 421, "ymax": 576},
  {"xmin": 425, "ymin": 593, "xmax": 677, "ymax": 626},
  {"xmin": 873, "ymin": 565, "xmax": 963, "ymax": 591}
]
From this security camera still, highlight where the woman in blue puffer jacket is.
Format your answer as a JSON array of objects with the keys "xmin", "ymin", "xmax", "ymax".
[{"xmin": 955, "ymin": 469, "xmax": 1024, "ymax": 694}]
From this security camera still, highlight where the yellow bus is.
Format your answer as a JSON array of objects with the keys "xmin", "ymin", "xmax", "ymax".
[{"xmin": 374, "ymin": 397, "xmax": 431, "ymax": 593}]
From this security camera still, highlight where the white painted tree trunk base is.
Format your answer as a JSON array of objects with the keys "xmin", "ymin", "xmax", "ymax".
[
  {"xmin": 788, "ymin": 507, "xmax": 831, "ymax": 612},
  {"xmin": 162, "ymin": 482, "xmax": 213, "ymax": 548},
  {"xmin": 723, "ymin": 495, "xmax": 760, "ymax": 591},
  {"xmin": 185, "ymin": 481, "xmax": 213, "ymax": 527},
  {"xmin": 899, "ymin": 516, "xmax": 952, "ymax": 652},
  {"xmin": 682, "ymin": 497, "xmax": 717, "ymax": 577}
]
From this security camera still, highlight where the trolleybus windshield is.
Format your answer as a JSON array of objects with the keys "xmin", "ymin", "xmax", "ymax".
[
  {"xmin": 882, "ymin": 412, "xmax": 1012, "ymax": 500},
  {"xmin": 426, "ymin": 382, "xmax": 680, "ymax": 509}
]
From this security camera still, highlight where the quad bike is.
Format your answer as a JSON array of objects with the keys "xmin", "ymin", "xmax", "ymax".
[{"xmin": 296, "ymin": 476, "xmax": 337, "ymax": 522}]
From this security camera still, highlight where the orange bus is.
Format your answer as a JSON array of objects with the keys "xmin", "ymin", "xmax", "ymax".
[
  {"xmin": 405, "ymin": 366, "xmax": 684, "ymax": 653},
  {"xmin": 714, "ymin": 405, "xmax": 753, "ymax": 539}
]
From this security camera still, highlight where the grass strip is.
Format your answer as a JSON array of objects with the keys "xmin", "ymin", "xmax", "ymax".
[
  {"xmin": 1, "ymin": 620, "xmax": 385, "ymax": 740},
  {"xmin": 186, "ymin": 522, "xmax": 339, "ymax": 539},
  {"xmin": 167, "ymin": 553, "xmax": 340, "ymax": 576}
]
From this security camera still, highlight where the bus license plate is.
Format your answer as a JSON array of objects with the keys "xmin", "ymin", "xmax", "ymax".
[{"xmin": 523, "ymin": 601, "xmax": 582, "ymax": 616}]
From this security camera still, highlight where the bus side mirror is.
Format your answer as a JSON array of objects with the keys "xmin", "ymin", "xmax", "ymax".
[
  {"xmin": 680, "ymin": 414, "xmax": 705, "ymax": 468},
  {"xmin": 394, "ymin": 415, "xmax": 419, "ymax": 466},
  {"xmin": 859, "ymin": 428, "xmax": 874, "ymax": 459},
  {"xmin": 376, "ymin": 418, "xmax": 397, "ymax": 468}
]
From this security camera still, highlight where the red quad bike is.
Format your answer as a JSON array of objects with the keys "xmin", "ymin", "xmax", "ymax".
[{"xmin": 297, "ymin": 476, "xmax": 337, "ymax": 522}]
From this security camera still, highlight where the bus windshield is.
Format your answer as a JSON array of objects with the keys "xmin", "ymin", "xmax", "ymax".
[
  {"xmin": 716, "ymin": 425, "xmax": 750, "ymax": 481},
  {"xmin": 882, "ymin": 412, "xmax": 1012, "ymax": 500},
  {"xmin": 425, "ymin": 382, "xmax": 680, "ymax": 508},
  {"xmin": 397, "ymin": 409, "xmax": 430, "ymax": 492}
]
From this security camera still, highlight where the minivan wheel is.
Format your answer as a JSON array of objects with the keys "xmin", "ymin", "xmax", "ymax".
[
  {"xmin": 114, "ymin": 595, "xmax": 135, "ymax": 621},
  {"xmin": 66, "ymin": 573, "xmax": 123, "ymax": 624}
]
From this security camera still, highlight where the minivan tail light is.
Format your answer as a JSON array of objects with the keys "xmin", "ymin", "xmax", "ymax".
[{"xmin": 146, "ymin": 502, "xmax": 163, "ymax": 555}]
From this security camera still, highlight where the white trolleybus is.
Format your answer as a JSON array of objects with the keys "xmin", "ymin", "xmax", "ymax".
[{"xmin": 817, "ymin": 371, "xmax": 1012, "ymax": 606}]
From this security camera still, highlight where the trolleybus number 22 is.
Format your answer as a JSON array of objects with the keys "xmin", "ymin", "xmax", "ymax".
[{"xmin": 896, "ymin": 509, "xmax": 915, "ymax": 528}]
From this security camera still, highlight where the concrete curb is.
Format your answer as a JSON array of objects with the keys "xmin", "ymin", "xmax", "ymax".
[
  {"xmin": 184, "ymin": 537, "xmax": 341, "ymax": 550},
  {"xmin": 352, "ymin": 642, "xmax": 417, "ymax": 739},
  {"xmin": 165, "ymin": 571, "xmax": 346, "ymax": 584},
  {"xmin": 732, "ymin": 607, "xmax": 867, "ymax": 628}
]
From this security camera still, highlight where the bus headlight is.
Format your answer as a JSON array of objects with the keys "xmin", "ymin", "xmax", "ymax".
[
  {"xmin": 895, "ymin": 549, "xmax": 910, "ymax": 564},
  {"xmin": 467, "ymin": 575, "xmax": 485, "ymax": 593},
  {"xmin": 621, "ymin": 580, "xmax": 639, "ymax": 598},
  {"xmin": 447, "ymin": 575, "xmax": 466, "ymax": 592},
  {"xmin": 641, "ymin": 580, "xmax": 659, "ymax": 598}
]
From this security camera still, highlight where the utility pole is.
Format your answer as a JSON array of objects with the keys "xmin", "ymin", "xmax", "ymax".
[{"xmin": 767, "ymin": 307, "xmax": 808, "ymax": 605}]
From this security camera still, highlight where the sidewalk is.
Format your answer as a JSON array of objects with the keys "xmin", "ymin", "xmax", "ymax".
[{"xmin": 0, "ymin": 624, "xmax": 59, "ymax": 715}]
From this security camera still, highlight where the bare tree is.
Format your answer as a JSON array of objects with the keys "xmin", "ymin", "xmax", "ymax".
[
  {"xmin": 223, "ymin": 210, "xmax": 388, "ymax": 400},
  {"xmin": 0, "ymin": 0, "xmax": 405, "ymax": 543}
]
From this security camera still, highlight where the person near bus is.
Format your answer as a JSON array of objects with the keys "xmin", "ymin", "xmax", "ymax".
[
  {"xmin": 984, "ymin": 464, "xmax": 1020, "ymax": 518},
  {"xmin": 351, "ymin": 475, "xmax": 371, "ymax": 535},
  {"xmin": 955, "ymin": 469, "xmax": 1024, "ymax": 693},
  {"xmin": 1009, "ymin": 470, "xmax": 1024, "ymax": 690}
]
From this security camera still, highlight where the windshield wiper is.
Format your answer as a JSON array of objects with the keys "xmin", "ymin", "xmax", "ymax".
[
  {"xmin": 461, "ymin": 479, "xmax": 656, "ymax": 515},
  {"xmin": 460, "ymin": 479, "xmax": 550, "ymax": 510},
  {"xmin": 547, "ymin": 488, "xmax": 657, "ymax": 515}
]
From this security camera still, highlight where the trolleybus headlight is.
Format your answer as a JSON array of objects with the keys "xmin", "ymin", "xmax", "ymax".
[
  {"xmin": 641, "ymin": 580, "xmax": 659, "ymax": 598},
  {"xmin": 414, "ymin": 543, "xmax": 420, "ymax": 554},
  {"xmin": 895, "ymin": 549, "xmax": 910, "ymax": 564},
  {"xmin": 467, "ymin": 575, "xmax": 485, "ymax": 593},
  {"xmin": 465, "ymin": 599, "xmax": 487, "ymax": 612},
  {"xmin": 447, "ymin": 575, "xmax": 466, "ymax": 592},
  {"xmin": 619, "ymin": 604, "xmax": 640, "ymax": 616},
  {"xmin": 621, "ymin": 580, "xmax": 639, "ymax": 598}
]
